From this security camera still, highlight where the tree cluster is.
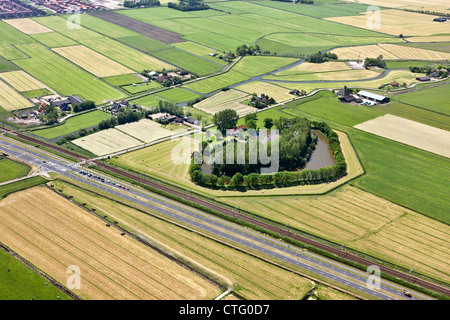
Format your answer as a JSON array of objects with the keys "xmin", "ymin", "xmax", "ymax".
[
  {"xmin": 168, "ymin": 0, "xmax": 209, "ymax": 11},
  {"xmin": 409, "ymin": 65, "xmax": 449, "ymax": 78},
  {"xmin": 73, "ymin": 100, "xmax": 96, "ymax": 113},
  {"xmin": 249, "ymin": 93, "xmax": 276, "ymax": 109},
  {"xmin": 306, "ymin": 51, "xmax": 338, "ymax": 63},
  {"xmin": 364, "ymin": 55, "xmax": 386, "ymax": 69},
  {"xmin": 188, "ymin": 119, "xmax": 346, "ymax": 190},
  {"xmin": 236, "ymin": 44, "xmax": 261, "ymax": 57}
]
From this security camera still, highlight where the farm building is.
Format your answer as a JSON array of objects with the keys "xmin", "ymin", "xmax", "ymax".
[
  {"xmin": 357, "ymin": 91, "xmax": 390, "ymax": 104},
  {"xmin": 416, "ymin": 76, "xmax": 431, "ymax": 81}
]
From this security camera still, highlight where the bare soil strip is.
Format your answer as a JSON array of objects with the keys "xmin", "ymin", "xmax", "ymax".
[{"xmin": 89, "ymin": 11, "xmax": 185, "ymax": 44}]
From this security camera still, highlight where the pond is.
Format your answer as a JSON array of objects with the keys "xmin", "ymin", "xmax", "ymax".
[{"xmin": 302, "ymin": 130, "xmax": 335, "ymax": 171}]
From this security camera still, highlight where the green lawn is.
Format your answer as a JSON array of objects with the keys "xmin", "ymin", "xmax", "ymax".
[
  {"xmin": 21, "ymin": 88, "xmax": 53, "ymax": 99},
  {"xmin": 102, "ymin": 74, "xmax": 143, "ymax": 87},
  {"xmin": 0, "ymin": 157, "xmax": 30, "ymax": 183},
  {"xmin": 0, "ymin": 55, "xmax": 19, "ymax": 72},
  {"xmin": 33, "ymin": 110, "xmax": 112, "ymax": 139}
]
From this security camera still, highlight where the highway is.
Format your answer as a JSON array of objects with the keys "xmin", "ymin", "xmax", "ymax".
[{"xmin": 0, "ymin": 134, "xmax": 435, "ymax": 300}]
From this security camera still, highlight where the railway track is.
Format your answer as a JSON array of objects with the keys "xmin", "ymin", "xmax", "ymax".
[{"xmin": 5, "ymin": 128, "xmax": 450, "ymax": 298}]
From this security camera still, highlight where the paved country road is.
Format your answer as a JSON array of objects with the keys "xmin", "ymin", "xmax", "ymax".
[{"xmin": 0, "ymin": 135, "xmax": 435, "ymax": 300}]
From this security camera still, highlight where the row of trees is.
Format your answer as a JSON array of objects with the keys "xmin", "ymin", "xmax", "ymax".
[
  {"xmin": 73, "ymin": 101, "xmax": 95, "ymax": 113},
  {"xmin": 168, "ymin": 0, "xmax": 209, "ymax": 11},
  {"xmin": 123, "ymin": 0, "xmax": 160, "ymax": 8}
]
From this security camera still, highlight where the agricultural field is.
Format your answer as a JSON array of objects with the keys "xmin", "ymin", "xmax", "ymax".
[
  {"xmin": 326, "ymin": 8, "xmax": 450, "ymax": 36},
  {"xmin": 183, "ymin": 70, "xmax": 250, "ymax": 94},
  {"xmin": 221, "ymin": 185, "xmax": 450, "ymax": 283},
  {"xmin": 265, "ymin": 68, "xmax": 381, "ymax": 82},
  {"xmin": 72, "ymin": 119, "xmax": 173, "ymax": 156},
  {"xmin": 233, "ymin": 81, "xmax": 294, "ymax": 103},
  {"xmin": 114, "ymin": 119, "xmax": 173, "ymax": 143},
  {"xmin": 230, "ymin": 55, "xmax": 298, "ymax": 77},
  {"xmin": 331, "ymin": 43, "xmax": 450, "ymax": 61},
  {"xmin": 51, "ymin": 179, "xmax": 316, "ymax": 300},
  {"xmin": 194, "ymin": 89, "xmax": 255, "ymax": 116},
  {"xmin": 0, "ymin": 70, "xmax": 51, "ymax": 93},
  {"xmin": 0, "ymin": 187, "xmax": 221, "ymax": 300},
  {"xmin": 52, "ymin": 45, "xmax": 134, "ymax": 78},
  {"xmin": 72, "ymin": 128, "xmax": 143, "ymax": 156},
  {"xmin": 4, "ymin": 18, "xmax": 52, "ymax": 34},
  {"xmin": 33, "ymin": 110, "xmax": 112, "ymax": 140},
  {"xmin": 0, "ymin": 79, "xmax": 34, "ymax": 111},
  {"xmin": 12, "ymin": 43, "xmax": 126, "ymax": 103},
  {"xmin": 391, "ymin": 82, "xmax": 450, "ymax": 116},
  {"xmin": 354, "ymin": 114, "xmax": 450, "ymax": 158}
]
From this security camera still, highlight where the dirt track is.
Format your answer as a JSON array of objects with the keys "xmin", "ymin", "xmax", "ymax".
[
  {"xmin": 6, "ymin": 129, "xmax": 450, "ymax": 298},
  {"xmin": 89, "ymin": 11, "xmax": 185, "ymax": 44}
]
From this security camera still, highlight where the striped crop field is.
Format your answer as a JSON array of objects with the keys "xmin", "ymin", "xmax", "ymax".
[
  {"xmin": 51, "ymin": 179, "xmax": 317, "ymax": 300},
  {"xmin": 114, "ymin": 119, "xmax": 173, "ymax": 143},
  {"xmin": 222, "ymin": 185, "xmax": 450, "ymax": 283},
  {"xmin": 0, "ymin": 79, "xmax": 34, "ymax": 111},
  {"xmin": 331, "ymin": 44, "xmax": 450, "ymax": 61},
  {"xmin": 0, "ymin": 70, "xmax": 50, "ymax": 92},
  {"xmin": 53, "ymin": 45, "xmax": 134, "ymax": 78},
  {"xmin": 0, "ymin": 187, "xmax": 220, "ymax": 300},
  {"xmin": 194, "ymin": 89, "xmax": 255, "ymax": 116},
  {"xmin": 72, "ymin": 128, "xmax": 143, "ymax": 156}
]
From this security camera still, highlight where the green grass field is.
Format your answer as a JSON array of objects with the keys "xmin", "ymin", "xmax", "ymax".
[
  {"xmin": 12, "ymin": 43, "xmax": 125, "ymax": 103},
  {"xmin": 30, "ymin": 32, "xmax": 78, "ymax": 48},
  {"xmin": 121, "ymin": 81, "xmax": 162, "ymax": 94},
  {"xmin": 0, "ymin": 248, "xmax": 72, "ymax": 300},
  {"xmin": 32, "ymin": 110, "xmax": 112, "ymax": 140},
  {"xmin": 0, "ymin": 157, "xmax": 30, "ymax": 183},
  {"xmin": 231, "ymin": 55, "xmax": 298, "ymax": 77},
  {"xmin": 183, "ymin": 70, "xmax": 250, "ymax": 94},
  {"xmin": 0, "ymin": 175, "xmax": 47, "ymax": 200},
  {"xmin": 155, "ymin": 87, "xmax": 202, "ymax": 103},
  {"xmin": 391, "ymin": 83, "xmax": 450, "ymax": 116}
]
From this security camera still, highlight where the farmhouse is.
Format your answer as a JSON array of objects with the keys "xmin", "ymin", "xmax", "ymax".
[{"xmin": 357, "ymin": 91, "xmax": 390, "ymax": 104}]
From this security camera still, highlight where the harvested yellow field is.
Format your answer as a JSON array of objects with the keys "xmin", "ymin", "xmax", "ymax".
[
  {"xmin": 354, "ymin": 114, "xmax": 450, "ymax": 158},
  {"xmin": 407, "ymin": 35, "xmax": 450, "ymax": 43},
  {"xmin": 115, "ymin": 119, "xmax": 173, "ymax": 143},
  {"xmin": 53, "ymin": 45, "xmax": 134, "ymax": 77},
  {"xmin": 332, "ymin": 43, "xmax": 450, "ymax": 61},
  {"xmin": 266, "ymin": 69, "xmax": 380, "ymax": 82},
  {"xmin": 222, "ymin": 185, "xmax": 450, "ymax": 282},
  {"xmin": 0, "ymin": 187, "xmax": 221, "ymax": 300},
  {"xmin": 72, "ymin": 128, "xmax": 143, "ymax": 156},
  {"xmin": 0, "ymin": 79, "xmax": 34, "ymax": 111},
  {"xmin": 274, "ymin": 61, "xmax": 353, "ymax": 75},
  {"xmin": 0, "ymin": 70, "xmax": 49, "ymax": 92},
  {"xmin": 52, "ymin": 179, "xmax": 316, "ymax": 300},
  {"xmin": 4, "ymin": 18, "xmax": 53, "ymax": 34},
  {"xmin": 194, "ymin": 89, "xmax": 255, "ymax": 116},
  {"xmin": 326, "ymin": 9, "xmax": 450, "ymax": 36},
  {"xmin": 342, "ymin": 0, "xmax": 450, "ymax": 14},
  {"xmin": 234, "ymin": 81, "xmax": 293, "ymax": 103}
]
